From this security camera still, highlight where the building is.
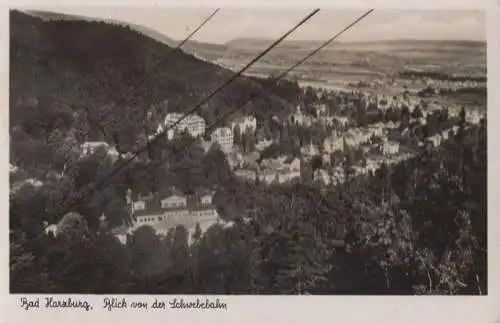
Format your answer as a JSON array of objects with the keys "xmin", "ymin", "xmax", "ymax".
[
  {"xmin": 344, "ymin": 129, "xmax": 371, "ymax": 148},
  {"xmin": 160, "ymin": 113, "xmax": 206, "ymax": 139},
  {"xmin": 300, "ymin": 142, "xmax": 320, "ymax": 157},
  {"xmin": 365, "ymin": 162, "xmax": 378, "ymax": 175},
  {"xmin": 382, "ymin": 140, "xmax": 400, "ymax": 156},
  {"xmin": 323, "ymin": 134, "xmax": 343, "ymax": 154},
  {"xmin": 332, "ymin": 116, "xmax": 349, "ymax": 127},
  {"xmin": 234, "ymin": 157, "xmax": 302, "ymax": 185},
  {"xmin": 368, "ymin": 125, "xmax": 384, "ymax": 137},
  {"xmin": 290, "ymin": 105, "xmax": 305, "ymax": 125},
  {"xmin": 231, "ymin": 115, "xmax": 257, "ymax": 134},
  {"xmin": 442, "ymin": 130, "xmax": 450, "ymax": 141},
  {"xmin": 255, "ymin": 139, "xmax": 273, "ymax": 152},
  {"xmin": 133, "ymin": 192, "xmax": 218, "ymax": 229},
  {"xmin": 466, "ymin": 110, "xmax": 482, "ymax": 124},
  {"xmin": 185, "ymin": 114, "xmax": 207, "ymax": 138},
  {"xmin": 234, "ymin": 168, "xmax": 257, "ymax": 182},
  {"xmin": 162, "ymin": 112, "xmax": 184, "ymax": 131},
  {"xmin": 111, "ymin": 226, "xmax": 128, "ymax": 245},
  {"xmin": 314, "ymin": 104, "xmax": 327, "ymax": 117},
  {"xmin": 257, "ymin": 171, "xmax": 277, "ymax": 184},
  {"xmin": 112, "ymin": 189, "xmax": 219, "ymax": 244},
  {"xmin": 81, "ymin": 141, "xmax": 114, "ymax": 155},
  {"xmin": 211, "ymin": 127, "xmax": 234, "ymax": 153},
  {"xmin": 277, "ymin": 168, "xmax": 301, "ymax": 183},
  {"xmin": 80, "ymin": 141, "xmax": 119, "ymax": 160},
  {"xmin": 313, "ymin": 169, "xmax": 331, "ymax": 185},
  {"xmin": 428, "ymin": 134, "xmax": 443, "ymax": 147}
]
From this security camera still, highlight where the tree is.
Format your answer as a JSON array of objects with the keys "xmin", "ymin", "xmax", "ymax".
[
  {"xmin": 193, "ymin": 222, "xmax": 202, "ymax": 242},
  {"xmin": 343, "ymin": 139, "xmax": 356, "ymax": 182},
  {"xmin": 203, "ymin": 143, "xmax": 232, "ymax": 186},
  {"xmin": 242, "ymin": 127, "xmax": 256, "ymax": 154},
  {"xmin": 346, "ymin": 197, "xmax": 413, "ymax": 291},
  {"xmin": 129, "ymin": 225, "xmax": 162, "ymax": 278},
  {"xmin": 411, "ymin": 105, "xmax": 423, "ymax": 119},
  {"xmin": 400, "ymin": 105, "xmax": 411, "ymax": 129},
  {"xmin": 233, "ymin": 124, "xmax": 242, "ymax": 147},
  {"xmin": 56, "ymin": 212, "xmax": 89, "ymax": 240}
]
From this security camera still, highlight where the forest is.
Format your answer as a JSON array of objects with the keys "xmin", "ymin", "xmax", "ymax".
[
  {"xmin": 10, "ymin": 109, "xmax": 487, "ymax": 294},
  {"xmin": 10, "ymin": 11, "xmax": 301, "ymax": 152}
]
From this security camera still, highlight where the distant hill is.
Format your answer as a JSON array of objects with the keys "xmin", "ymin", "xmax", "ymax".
[
  {"xmin": 225, "ymin": 38, "xmax": 334, "ymax": 50},
  {"xmin": 10, "ymin": 10, "xmax": 299, "ymax": 150},
  {"xmin": 225, "ymin": 37, "xmax": 486, "ymax": 52}
]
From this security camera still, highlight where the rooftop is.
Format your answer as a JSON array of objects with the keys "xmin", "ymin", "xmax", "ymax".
[{"xmin": 134, "ymin": 192, "xmax": 217, "ymax": 217}]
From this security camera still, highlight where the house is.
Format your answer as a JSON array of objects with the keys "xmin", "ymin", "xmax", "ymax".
[
  {"xmin": 290, "ymin": 105, "xmax": 305, "ymax": 125},
  {"xmin": 81, "ymin": 141, "xmax": 119, "ymax": 159},
  {"xmin": 442, "ymin": 130, "xmax": 450, "ymax": 140},
  {"xmin": 211, "ymin": 127, "xmax": 234, "ymax": 153},
  {"xmin": 363, "ymin": 159, "xmax": 379, "ymax": 175},
  {"xmin": 466, "ymin": 111, "xmax": 482, "ymax": 124},
  {"xmin": 381, "ymin": 140, "xmax": 400, "ymax": 156},
  {"xmin": 313, "ymin": 169, "xmax": 331, "ymax": 185},
  {"xmin": 428, "ymin": 134, "xmax": 442, "ymax": 147},
  {"xmin": 257, "ymin": 171, "xmax": 277, "ymax": 184},
  {"xmin": 133, "ymin": 192, "xmax": 218, "ymax": 230},
  {"xmin": 368, "ymin": 125, "xmax": 384, "ymax": 137},
  {"xmin": 287, "ymin": 157, "xmax": 301, "ymax": 172},
  {"xmin": 255, "ymin": 139, "xmax": 273, "ymax": 152},
  {"xmin": 300, "ymin": 142, "xmax": 320, "ymax": 157},
  {"xmin": 231, "ymin": 115, "xmax": 257, "ymax": 133},
  {"xmin": 314, "ymin": 104, "xmax": 327, "ymax": 116},
  {"xmin": 111, "ymin": 226, "xmax": 129, "ymax": 245},
  {"xmin": 185, "ymin": 114, "xmax": 207, "ymax": 138},
  {"xmin": 235, "ymin": 168, "xmax": 257, "ymax": 181},
  {"xmin": 323, "ymin": 134, "xmax": 343, "ymax": 154},
  {"xmin": 276, "ymin": 168, "xmax": 301, "ymax": 184},
  {"xmin": 161, "ymin": 113, "xmax": 206, "ymax": 139}
]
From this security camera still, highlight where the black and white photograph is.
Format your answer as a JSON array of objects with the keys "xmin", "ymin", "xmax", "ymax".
[{"xmin": 9, "ymin": 6, "xmax": 488, "ymax": 296}]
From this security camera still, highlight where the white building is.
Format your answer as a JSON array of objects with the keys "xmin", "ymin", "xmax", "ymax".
[
  {"xmin": 185, "ymin": 114, "xmax": 207, "ymax": 138},
  {"xmin": 255, "ymin": 139, "xmax": 273, "ymax": 152},
  {"xmin": 211, "ymin": 127, "xmax": 234, "ymax": 153},
  {"xmin": 290, "ymin": 105, "xmax": 305, "ymax": 125},
  {"xmin": 257, "ymin": 171, "xmax": 277, "ymax": 184},
  {"xmin": 313, "ymin": 169, "xmax": 331, "ymax": 185},
  {"xmin": 332, "ymin": 116, "xmax": 350, "ymax": 127},
  {"xmin": 428, "ymin": 134, "xmax": 443, "ymax": 147},
  {"xmin": 323, "ymin": 134, "xmax": 343, "ymax": 154},
  {"xmin": 276, "ymin": 169, "xmax": 301, "ymax": 184},
  {"xmin": 231, "ymin": 115, "xmax": 257, "ymax": 134},
  {"xmin": 234, "ymin": 168, "xmax": 257, "ymax": 182},
  {"xmin": 300, "ymin": 142, "xmax": 320, "ymax": 157},
  {"xmin": 160, "ymin": 113, "xmax": 206, "ymax": 140},
  {"xmin": 382, "ymin": 140, "xmax": 400, "ymax": 156},
  {"xmin": 364, "ymin": 159, "xmax": 379, "ymax": 175},
  {"xmin": 368, "ymin": 125, "xmax": 384, "ymax": 137},
  {"xmin": 80, "ymin": 141, "xmax": 119, "ymax": 160},
  {"xmin": 133, "ymin": 192, "xmax": 218, "ymax": 228},
  {"xmin": 344, "ymin": 129, "xmax": 371, "ymax": 148},
  {"xmin": 466, "ymin": 111, "xmax": 482, "ymax": 124}
]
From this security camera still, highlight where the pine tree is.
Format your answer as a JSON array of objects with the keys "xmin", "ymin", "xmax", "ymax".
[
  {"xmin": 193, "ymin": 222, "xmax": 202, "ymax": 242},
  {"xmin": 233, "ymin": 124, "xmax": 242, "ymax": 148}
]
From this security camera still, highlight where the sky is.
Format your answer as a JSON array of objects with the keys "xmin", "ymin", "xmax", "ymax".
[{"xmin": 32, "ymin": 8, "xmax": 485, "ymax": 44}]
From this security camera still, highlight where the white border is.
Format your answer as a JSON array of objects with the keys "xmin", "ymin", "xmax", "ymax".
[{"xmin": 1, "ymin": 1, "xmax": 499, "ymax": 323}]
